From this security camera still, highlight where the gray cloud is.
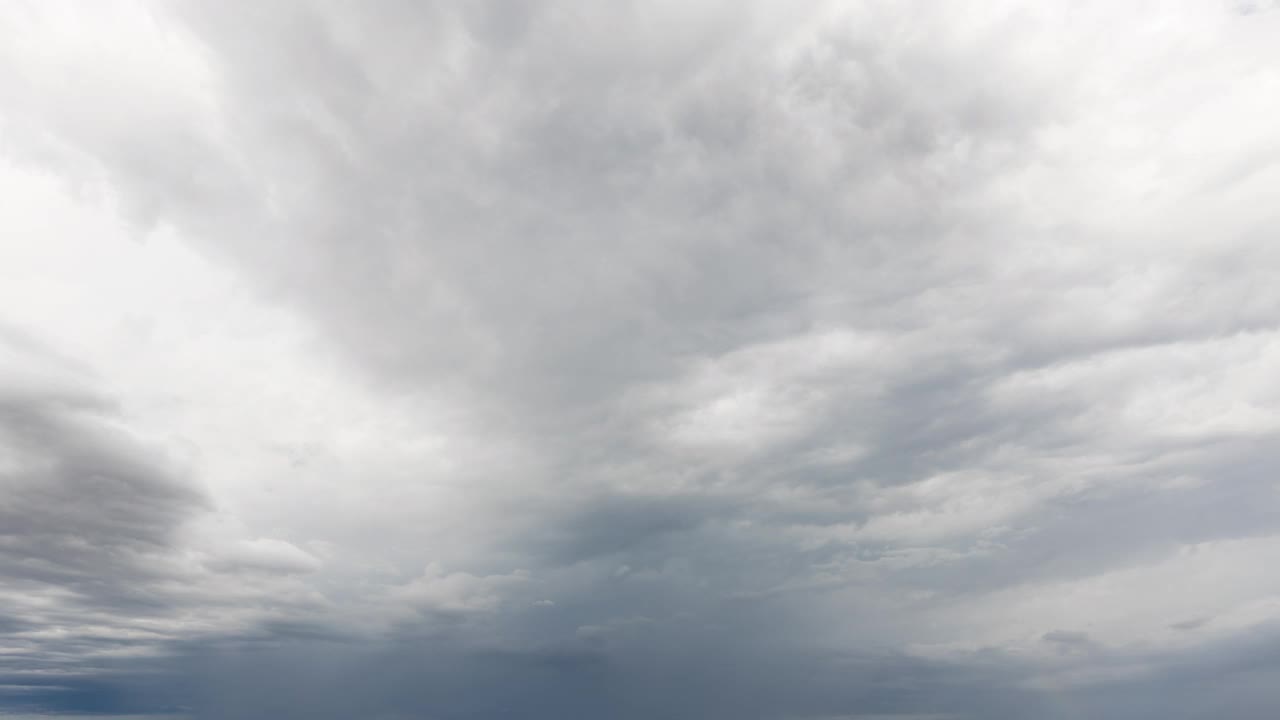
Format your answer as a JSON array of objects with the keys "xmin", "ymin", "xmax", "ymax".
[
  {"xmin": 0, "ymin": 328, "xmax": 203, "ymax": 701},
  {"xmin": 0, "ymin": 328, "xmax": 332, "ymax": 711},
  {"xmin": 0, "ymin": 331, "xmax": 201, "ymax": 572},
  {"xmin": 3, "ymin": 0, "xmax": 1280, "ymax": 717}
]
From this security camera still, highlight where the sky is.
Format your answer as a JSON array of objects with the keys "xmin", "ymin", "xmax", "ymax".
[{"xmin": 1, "ymin": 0, "xmax": 1279, "ymax": 718}]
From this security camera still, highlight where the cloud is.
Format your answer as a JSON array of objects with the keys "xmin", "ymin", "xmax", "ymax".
[
  {"xmin": 203, "ymin": 538, "xmax": 322, "ymax": 576},
  {"xmin": 0, "ymin": 328, "xmax": 340, "ymax": 707},
  {"xmin": 0, "ymin": 327, "xmax": 205, "ymax": 606},
  {"xmin": 2, "ymin": 0, "xmax": 1280, "ymax": 717},
  {"xmin": 389, "ymin": 563, "xmax": 528, "ymax": 616}
]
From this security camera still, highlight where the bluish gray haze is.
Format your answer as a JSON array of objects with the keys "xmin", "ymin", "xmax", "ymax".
[{"xmin": 2, "ymin": 1, "xmax": 1280, "ymax": 718}]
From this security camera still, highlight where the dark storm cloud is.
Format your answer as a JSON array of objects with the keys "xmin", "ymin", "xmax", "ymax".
[
  {"xmin": 114, "ymin": 620, "xmax": 1280, "ymax": 720},
  {"xmin": 0, "ymin": 328, "xmax": 339, "ymax": 714},
  {"xmin": 3, "ymin": 0, "xmax": 1280, "ymax": 718},
  {"xmin": 0, "ymin": 330, "xmax": 206, "ymax": 593},
  {"xmin": 152, "ymin": 622, "xmax": 1051, "ymax": 720},
  {"xmin": 0, "ymin": 330, "xmax": 205, "ymax": 710},
  {"xmin": 0, "ymin": 390, "xmax": 203, "ymax": 585},
  {"xmin": 531, "ymin": 492, "xmax": 726, "ymax": 565}
]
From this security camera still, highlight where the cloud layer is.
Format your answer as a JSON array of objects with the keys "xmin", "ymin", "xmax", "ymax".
[{"xmin": 3, "ymin": 1, "xmax": 1280, "ymax": 717}]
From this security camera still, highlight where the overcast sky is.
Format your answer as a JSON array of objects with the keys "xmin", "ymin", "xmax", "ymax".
[{"xmin": 2, "ymin": 1, "xmax": 1280, "ymax": 718}]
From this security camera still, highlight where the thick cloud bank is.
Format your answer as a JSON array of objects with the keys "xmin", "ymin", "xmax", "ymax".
[{"xmin": 3, "ymin": 1, "xmax": 1280, "ymax": 717}]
